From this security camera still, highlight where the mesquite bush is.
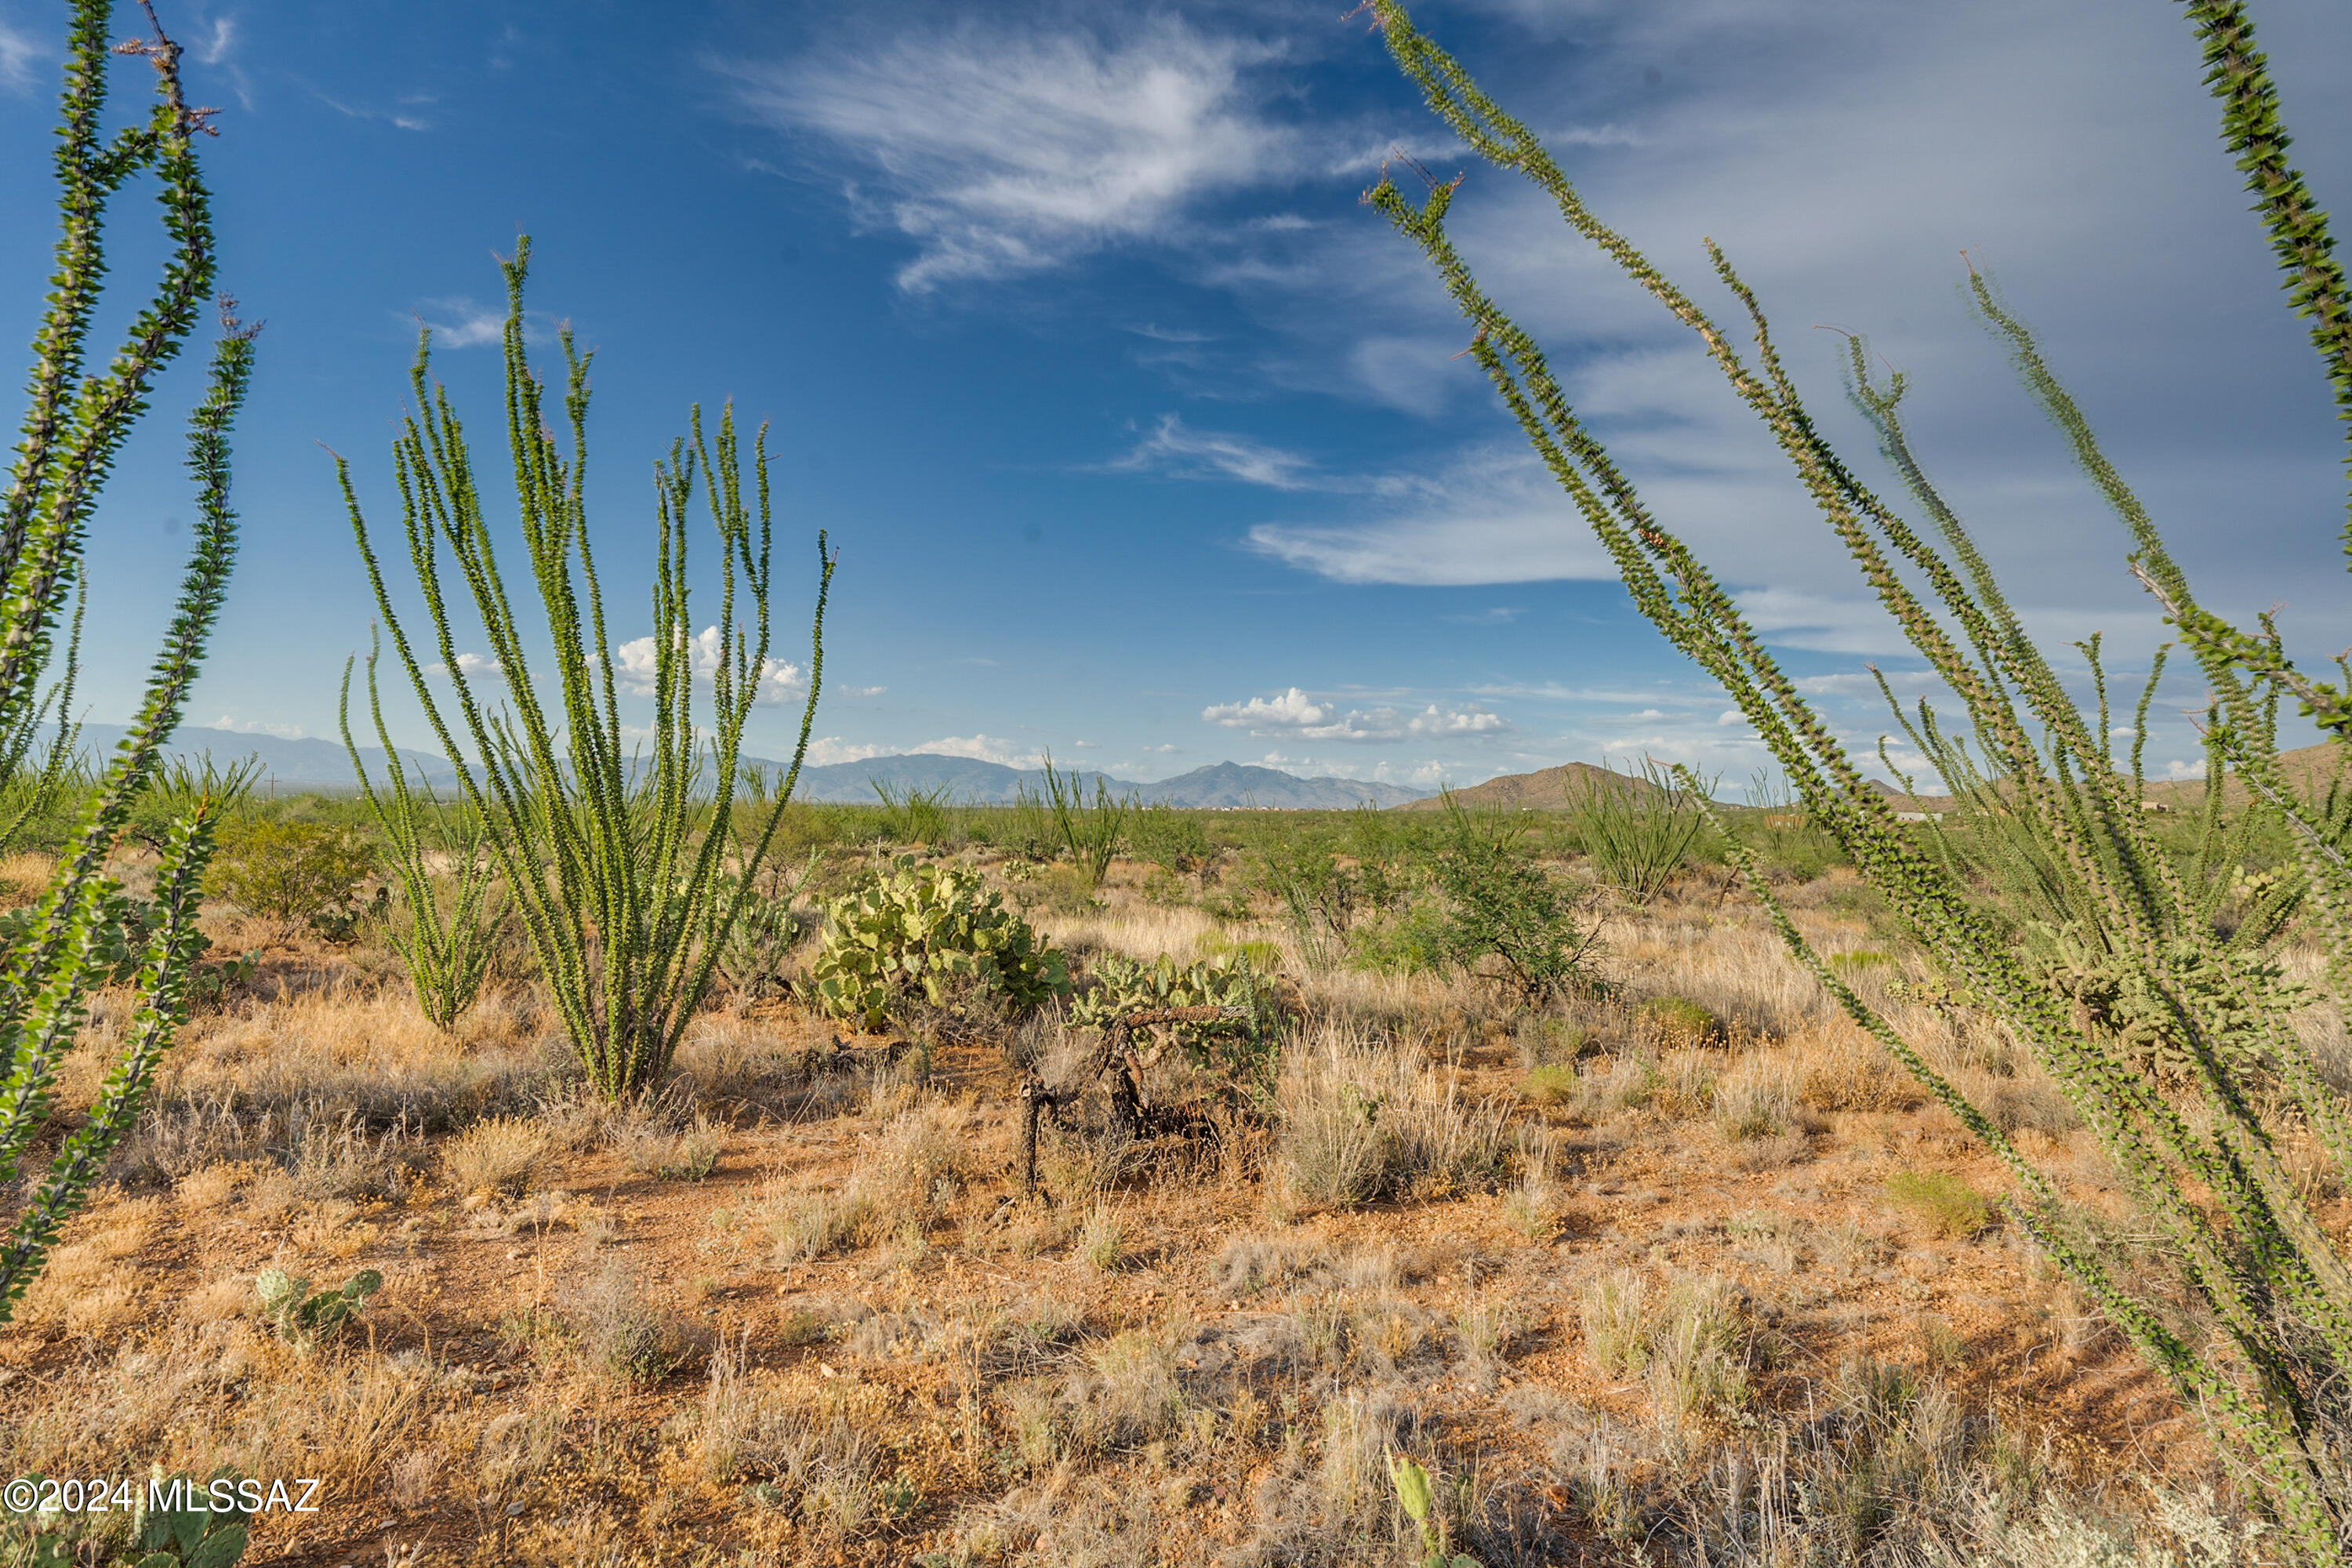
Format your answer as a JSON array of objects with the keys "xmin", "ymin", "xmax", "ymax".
[
  {"xmin": 1366, "ymin": 0, "xmax": 2352, "ymax": 1552},
  {"xmin": 338, "ymin": 240, "xmax": 831, "ymax": 1100},
  {"xmin": 0, "ymin": 0, "xmax": 255, "ymax": 1323}
]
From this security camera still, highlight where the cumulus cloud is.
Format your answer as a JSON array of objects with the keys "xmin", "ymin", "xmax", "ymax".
[
  {"xmin": 207, "ymin": 713, "xmax": 304, "ymax": 740},
  {"xmin": 614, "ymin": 626, "xmax": 804, "ymax": 706},
  {"xmin": 721, "ymin": 17, "xmax": 1304, "ymax": 292},
  {"xmin": 916, "ymin": 734, "xmax": 1042, "ymax": 768},
  {"xmin": 425, "ymin": 651, "xmax": 502, "ymax": 679},
  {"xmin": 801, "ymin": 736, "xmax": 887, "ymax": 767},
  {"xmin": 1203, "ymin": 687, "xmax": 1512, "ymax": 744}
]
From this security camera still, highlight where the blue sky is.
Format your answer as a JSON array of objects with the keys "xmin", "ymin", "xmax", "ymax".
[{"xmin": 2, "ymin": 0, "xmax": 2348, "ymax": 791}]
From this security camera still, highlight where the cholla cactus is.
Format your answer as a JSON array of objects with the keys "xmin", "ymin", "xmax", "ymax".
[{"xmin": 0, "ymin": 1, "xmax": 254, "ymax": 1324}]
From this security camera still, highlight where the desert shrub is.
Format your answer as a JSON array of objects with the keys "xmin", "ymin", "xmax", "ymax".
[
  {"xmin": 1278, "ymin": 1028, "xmax": 1514, "ymax": 1207},
  {"xmin": 1516, "ymin": 1064, "xmax": 1577, "ymax": 1106},
  {"xmin": 769, "ymin": 1102, "xmax": 965, "ymax": 1261},
  {"xmin": 1639, "ymin": 995, "xmax": 1719, "ymax": 1046},
  {"xmin": 339, "ymin": 242, "xmax": 832, "ymax": 1102},
  {"xmin": 808, "ymin": 856, "xmax": 1069, "ymax": 1029},
  {"xmin": 0, "ymin": 0, "xmax": 259, "ymax": 1327},
  {"xmin": 441, "ymin": 1116, "xmax": 549, "ymax": 1199},
  {"xmin": 1421, "ymin": 796, "xmax": 1603, "ymax": 1005},
  {"xmin": 611, "ymin": 1105, "xmax": 724, "ymax": 1181},
  {"xmin": 1348, "ymin": 898, "xmax": 1451, "ymax": 978},
  {"xmin": 207, "ymin": 817, "xmax": 376, "ymax": 922},
  {"xmin": 1128, "ymin": 803, "xmax": 1210, "ymax": 869},
  {"xmin": 1363, "ymin": 5, "xmax": 2352, "ymax": 1535},
  {"xmin": 567, "ymin": 1258, "xmax": 703, "ymax": 1384},
  {"xmin": 1886, "ymin": 1171, "xmax": 1993, "ymax": 1239}
]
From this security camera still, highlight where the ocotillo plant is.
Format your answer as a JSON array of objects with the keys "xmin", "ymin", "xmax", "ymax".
[
  {"xmin": 341, "ymin": 630, "xmax": 501, "ymax": 1031},
  {"xmin": 337, "ymin": 241, "xmax": 831, "ymax": 1101},
  {"xmin": 1365, "ymin": 0, "xmax": 2352, "ymax": 1554},
  {"xmin": 0, "ymin": 0, "xmax": 255, "ymax": 1321},
  {"xmin": 1040, "ymin": 753, "xmax": 1129, "ymax": 887}
]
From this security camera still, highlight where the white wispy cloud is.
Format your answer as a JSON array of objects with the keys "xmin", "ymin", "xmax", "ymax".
[
  {"xmin": 1109, "ymin": 415, "xmax": 1324, "ymax": 490},
  {"xmin": 720, "ymin": 18, "xmax": 1301, "ymax": 292},
  {"xmin": 615, "ymin": 626, "xmax": 804, "ymax": 706},
  {"xmin": 1243, "ymin": 445, "xmax": 1614, "ymax": 586},
  {"xmin": 1202, "ymin": 687, "xmax": 1512, "ymax": 744},
  {"xmin": 1, "ymin": 18, "xmax": 42, "ymax": 93},
  {"xmin": 411, "ymin": 298, "xmax": 506, "ymax": 350}
]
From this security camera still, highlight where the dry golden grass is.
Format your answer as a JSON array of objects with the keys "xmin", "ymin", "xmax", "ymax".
[
  {"xmin": 0, "ymin": 846, "xmax": 2288, "ymax": 1566},
  {"xmin": 0, "ymin": 850, "xmax": 54, "ymax": 908},
  {"xmin": 441, "ymin": 1114, "xmax": 550, "ymax": 1198}
]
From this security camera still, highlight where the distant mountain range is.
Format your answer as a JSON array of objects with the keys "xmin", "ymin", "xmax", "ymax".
[
  {"xmin": 59, "ymin": 724, "xmax": 457, "ymax": 790},
  {"xmin": 42, "ymin": 730, "xmax": 1428, "ymax": 809},
  {"xmin": 784, "ymin": 754, "xmax": 1428, "ymax": 809}
]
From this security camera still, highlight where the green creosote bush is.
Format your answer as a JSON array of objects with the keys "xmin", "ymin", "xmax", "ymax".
[
  {"xmin": 1425, "ymin": 795, "xmax": 1603, "ymax": 1004},
  {"xmin": 1885, "ymin": 1171, "xmax": 1994, "ymax": 1240},
  {"xmin": 1385, "ymin": 1450, "xmax": 1478, "ymax": 1568},
  {"xmin": 808, "ymin": 856, "xmax": 1069, "ymax": 1030},
  {"xmin": 1639, "ymin": 995, "xmax": 1720, "ymax": 1046},
  {"xmin": 1515, "ymin": 1064, "xmax": 1577, "ymax": 1106},
  {"xmin": 255, "ymin": 1266, "xmax": 381, "ymax": 1349},
  {"xmin": 1365, "ymin": 0, "xmax": 2352, "ymax": 1547},
  {"xmin": 205, "ymin": 817, "xmax": 376, "ymax": 924},
  {"xmin": 1127, "ymin": 803, "xmax": 1210, "ymax": 869},
  {"xmin": 1070, "ymin": 949, "xmax": 1285, "ymax": 1080}
]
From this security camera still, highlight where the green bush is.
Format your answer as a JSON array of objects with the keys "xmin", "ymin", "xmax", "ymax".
[
  {"xmin": 1639, "ymin": 996, "xmax": 1719, "ymax": 1045},
  {"xmin": 1127, "ymin": 804, "xmax": 1210, "ymax": 869},
  {"xmin": 808, "ymin": 856, "xmax": 1069, "ymax": 1029},
  {"xmin": 208, "ymin": 818, "xmax": 376, "ymax": 921},
  {"xmin": 1071, "ymin": 950, "xmax": 1284, "ymax": 1080},
  {"xmin": 1425, "ymin": 797, "xmax": 1603, "ymax": 1004},
  {"xmin": 1885, "ymin": 1171, "xmax": 1992, "ymax": 1239},
  {"xmin": 1516, "ymin": 1064, "xmax": 1578, "ymax": 1105}
]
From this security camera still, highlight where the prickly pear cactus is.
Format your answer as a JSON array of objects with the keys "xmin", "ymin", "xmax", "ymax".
[
  {"xmin": 128, "ymin": 1467, "xmax": 252, "ymax": 1567},
  {"xmin": 255, "ymin": 1267, "xmax": 382, "ymax": 1348},
  {"xmin": 1071, "ymin": 951, "xmax": 1285, "ymax": 1078},
  {"xmin": 808, "ymin": 857, "xmax": 1068, "ymax": 1029}
]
